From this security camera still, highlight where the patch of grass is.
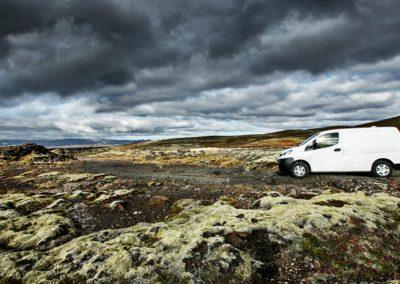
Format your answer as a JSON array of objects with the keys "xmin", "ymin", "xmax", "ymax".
[
  {"xmin": 301, "ymin": 218, "xmax": 400, "ymax": 282},
  {"xmin": 122, "ymin": 129, "xmax": 315, "ymax": 149}
]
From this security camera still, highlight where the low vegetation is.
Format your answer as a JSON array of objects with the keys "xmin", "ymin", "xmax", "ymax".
[{"xmin": 1, "ymin": 117, "xmax": 400, "ymax": 282}]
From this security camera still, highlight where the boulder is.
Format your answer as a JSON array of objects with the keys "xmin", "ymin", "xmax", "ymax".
[
  {"xmin": 67, "ymin": 190, "xmax": 87, "ymax": 200},
  {"xmin": 109, "ymin": 200, "xmax": 125, "ymax": 211},
  {"xmin": 92, "ymin": 194, "xmax": 111, "ymax": 204},
  {"xmin": 148, "ymin": 195, "xmax": 169, "ymax": 206},
  {"xmin": 147, "ymin": 180, "xmax": 162, "ymax": 187},
  {"xmin": 0, "ymin": 143, "xmax": 75, "ymax": 162}
]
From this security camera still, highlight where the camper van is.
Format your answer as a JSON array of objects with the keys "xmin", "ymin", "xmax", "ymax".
[{"xmin": 278, "ymin": 127, "xmax": 400, "ymax": 178}]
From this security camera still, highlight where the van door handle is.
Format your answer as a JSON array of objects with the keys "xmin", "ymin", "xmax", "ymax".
[{"xmin": 334, "ymin": 148, "xmax": 341, "ymax": 152}]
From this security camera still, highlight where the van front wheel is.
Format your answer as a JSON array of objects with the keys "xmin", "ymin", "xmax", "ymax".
[
  {"xmin": 372, "ymin": 160, "xmax": 392, "ymax": 177},
  {"xmin": 290, "ymin": 161, "xmax": 309, "ymax": 178}
]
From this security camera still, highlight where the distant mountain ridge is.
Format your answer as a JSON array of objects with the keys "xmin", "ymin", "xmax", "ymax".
[{"xmin": 0, "ymin": 139, "xmax": 143, "ymax": 148}]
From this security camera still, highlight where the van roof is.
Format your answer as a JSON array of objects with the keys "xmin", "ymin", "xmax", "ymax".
[{"xmin": 319, "ymin": 126, "xmax": 399, "ymax": 135}]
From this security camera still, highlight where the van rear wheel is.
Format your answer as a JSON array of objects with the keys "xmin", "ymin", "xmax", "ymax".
[
  {"xmin": 290, "ymin": 161, "xmax": 309, "ymax": 178},
  {"xmin": 372, "ymin": 160, "xmax": 392, "ymax": 177}
]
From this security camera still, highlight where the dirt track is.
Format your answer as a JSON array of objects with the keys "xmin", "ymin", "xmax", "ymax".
[{"xmin": 75, "ymin": 159, "xmax": 399, "ymax": 191}]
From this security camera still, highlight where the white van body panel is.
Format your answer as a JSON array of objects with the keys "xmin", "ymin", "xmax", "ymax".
[{"xmin": 278, "ymin": 127, "xmax": 400, "ymax": 173}]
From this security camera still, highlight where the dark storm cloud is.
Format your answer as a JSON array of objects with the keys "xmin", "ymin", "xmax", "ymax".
[
  {"xmin": 0, "ymin": 0, "xmax": 58, "ymax": 49},
  {"xmin": 250, "ymin": 11, "xmax": 400, "ymax": 74},
  {"xmin": 1, "ymin": 0, "xmax": 400, "ymax": 139},
  {"xmin": 1, "ymin": 0, "xmax": 400, "ymax": 99},
  {"xmin": 207, "ymin": 0, "xmax": 356, "ymax": 59},
  {"xmin": 0, "ymin": 0, "xmax": 184, "ymax": 97}
]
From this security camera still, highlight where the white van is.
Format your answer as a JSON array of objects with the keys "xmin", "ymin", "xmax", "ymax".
[{"xmin": 277, "ymin": 127, "xmax": 400, "ymax": 178}]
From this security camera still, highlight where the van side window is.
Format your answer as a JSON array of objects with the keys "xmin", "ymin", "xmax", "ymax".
[{"xmin": 314, "ymin": 133, "xmax": 339, "ymax": 149}]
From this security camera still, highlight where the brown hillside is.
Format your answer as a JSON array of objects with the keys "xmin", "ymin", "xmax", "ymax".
[
  {"xmin": 123, "ymin": 115, "xmax": 400, "ymax": 149},
  {"xmin": 358, "ymin": 115, "xmax": 400, "ymax": 129}
]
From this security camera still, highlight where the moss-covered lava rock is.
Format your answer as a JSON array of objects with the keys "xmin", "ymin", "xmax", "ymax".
[{"xmin": 0, "ymin": 191, "xmax": 399, "ymax": 282}]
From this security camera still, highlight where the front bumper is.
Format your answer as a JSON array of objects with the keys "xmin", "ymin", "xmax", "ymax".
[{"xmin": 277, "ymin": 158, "xmax": 295, "ymax": 173}]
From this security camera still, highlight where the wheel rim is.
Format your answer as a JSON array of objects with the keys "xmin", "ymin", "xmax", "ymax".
[
  {"xmin": 376, "ymin": 164, "xmax": 390, "ymax": 176},
  {"xmin": 293, "ymin": 165, "xmax": 306, "ymax": 177}
]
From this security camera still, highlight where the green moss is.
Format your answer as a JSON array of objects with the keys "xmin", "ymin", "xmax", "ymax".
[{"xmin": 1, "ymin": 191, "xmax": 400, "ymax": 282}]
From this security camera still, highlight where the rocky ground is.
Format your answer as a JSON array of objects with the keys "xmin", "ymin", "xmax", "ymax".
[
  {"xmin": 0, "ymin": 144, "xmax": 399, "ymax": 283},
  {"xmin": 0, "ymin": 143, "xmax": 75, "ymax": 163}
]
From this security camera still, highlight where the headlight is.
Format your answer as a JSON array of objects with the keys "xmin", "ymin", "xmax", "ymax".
[
  {"xmin": 284, "ymin": 150, "xmax": 292, "ymax": 156},
  {"xmin": 280, "ymin": 150, "xmax": 292, "ymax": 157}
]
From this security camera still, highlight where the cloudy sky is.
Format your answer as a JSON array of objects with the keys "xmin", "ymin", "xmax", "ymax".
[{"xmin": 1, "ymin": 0, "xmax": 400, "ymax": 139}]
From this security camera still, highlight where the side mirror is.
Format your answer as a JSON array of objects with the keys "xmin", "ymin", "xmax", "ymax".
[{"xmin": 305, "ymin": 140, "xmax": 316, "ymax": 151}]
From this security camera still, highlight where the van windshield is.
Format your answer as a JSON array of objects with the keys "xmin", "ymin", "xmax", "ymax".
[{"xmin": 299, "ymin": 133, "xmax": 319, "ymax": 146}]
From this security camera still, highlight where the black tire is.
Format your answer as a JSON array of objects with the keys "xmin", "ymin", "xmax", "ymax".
[
  {"xmin": 290, "ymin": 161, "xmax": 309, "ymax": 178},
  {"xmin": 372, "ymin": 160, "xmax": 392, "ymax": 177}
]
